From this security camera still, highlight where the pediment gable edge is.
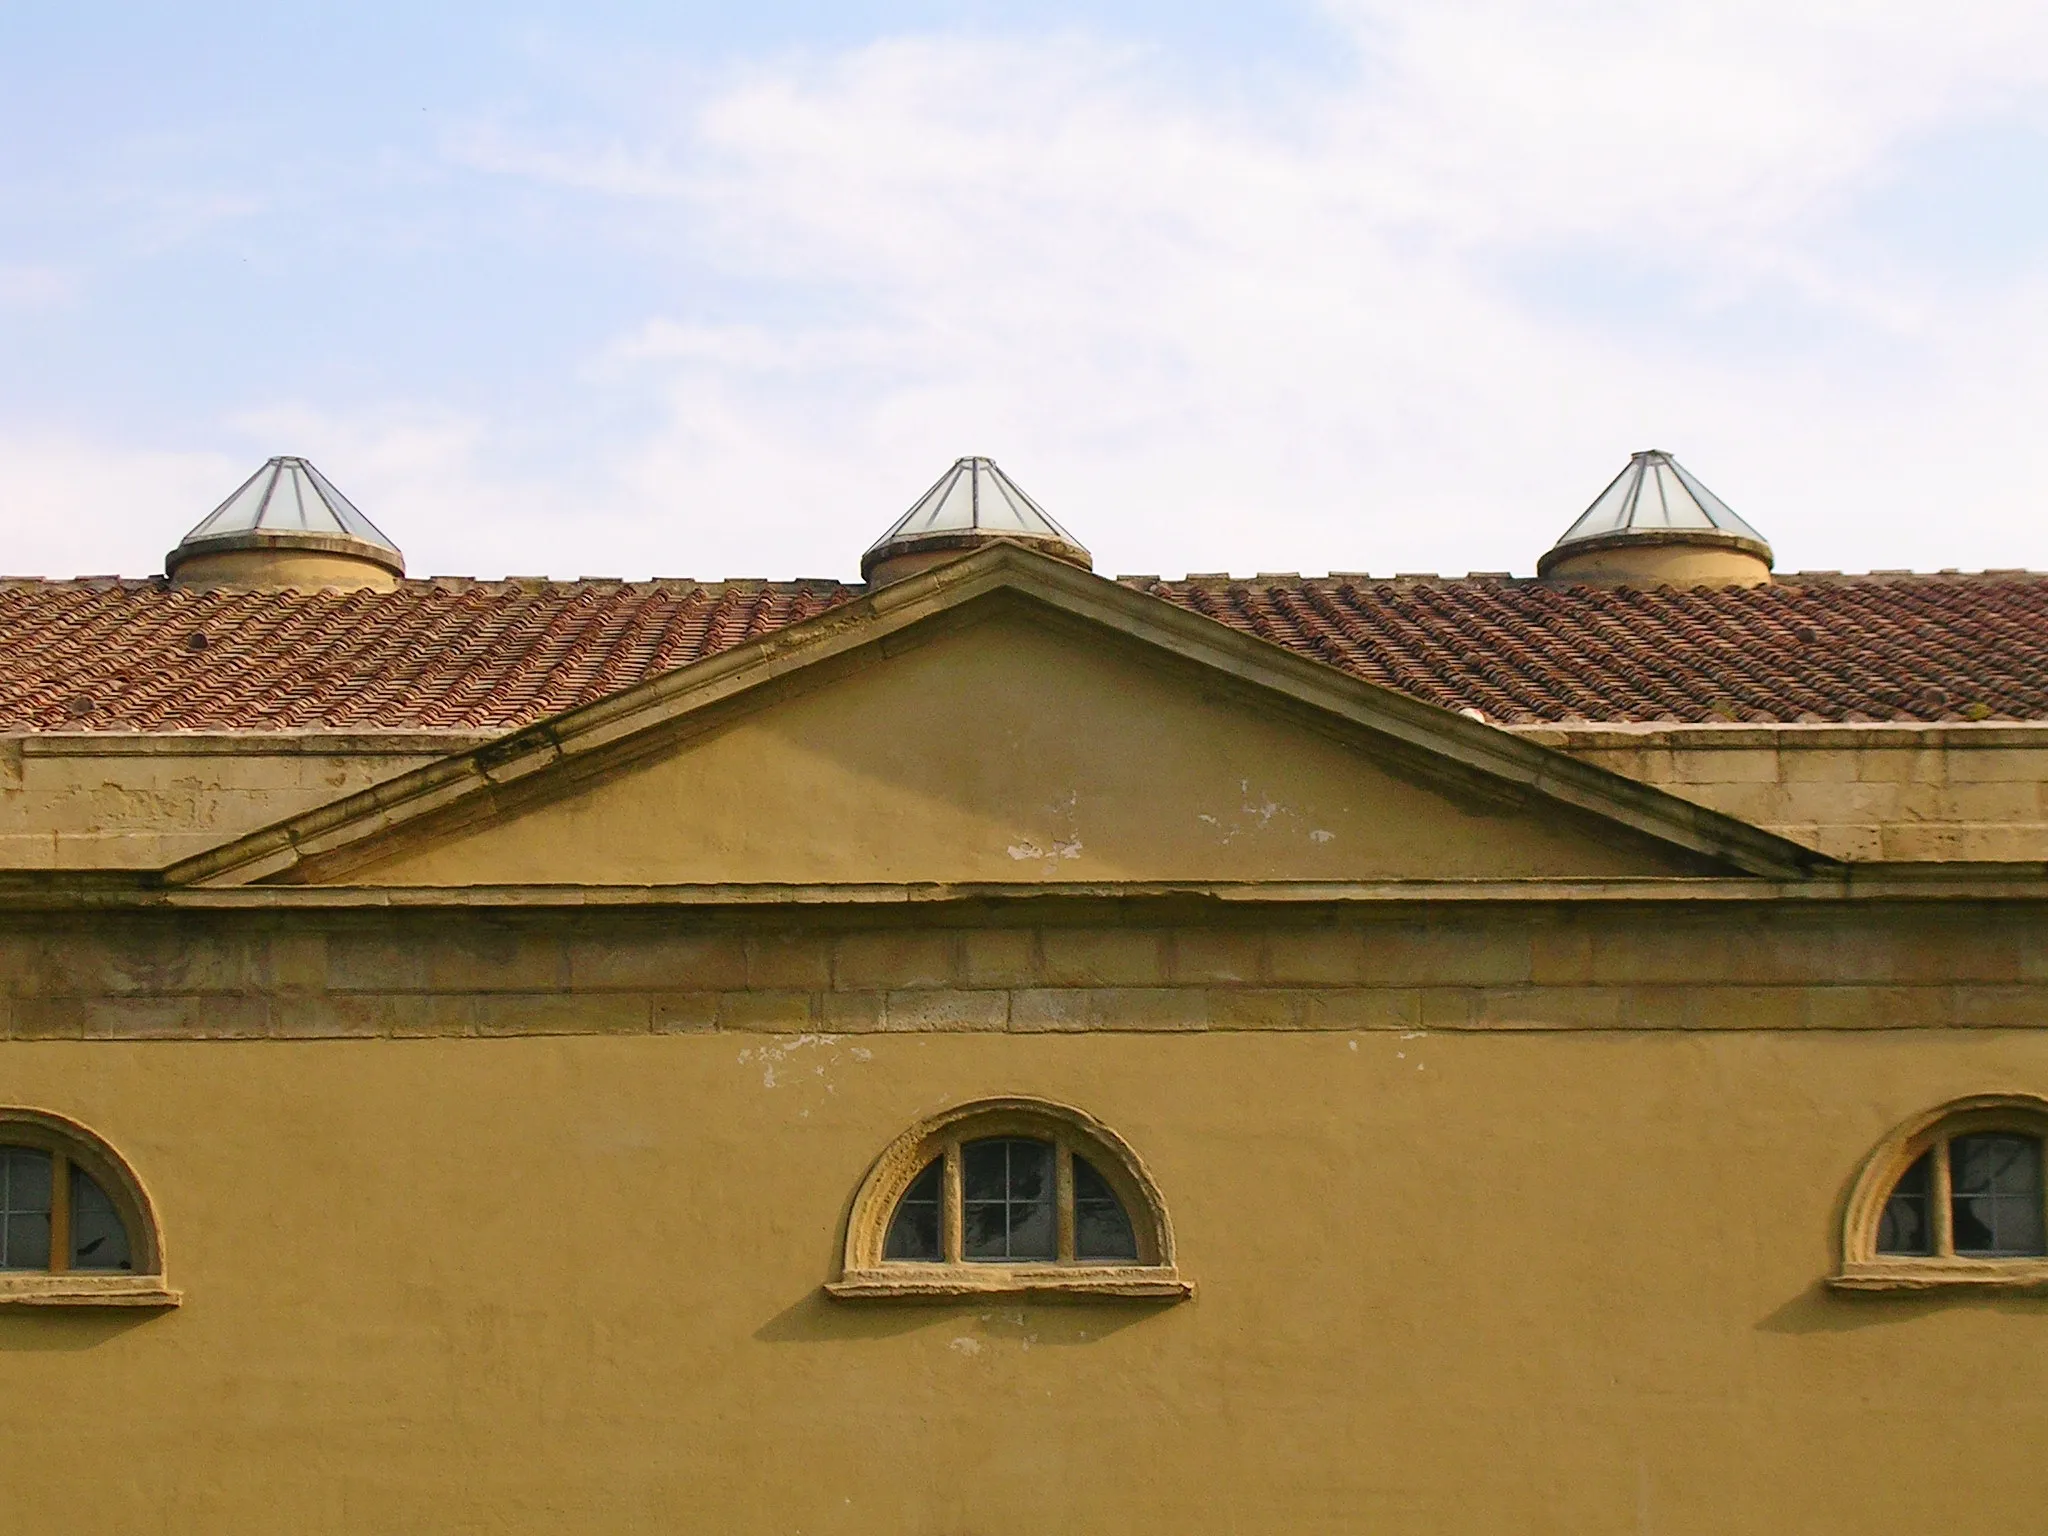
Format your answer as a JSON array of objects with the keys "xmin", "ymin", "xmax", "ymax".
[{"xmin": 161, "ymin": 543, "xmax": 1834, "ymax": 888}]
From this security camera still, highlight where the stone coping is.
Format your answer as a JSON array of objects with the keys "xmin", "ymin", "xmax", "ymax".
[
  {"xmin": 1513, "ymin": 721, "xmax": 2048, "ymax": 747},
  {"xmin": 1, "ymin": 730, "xmax": 496, "ymax": 757}
]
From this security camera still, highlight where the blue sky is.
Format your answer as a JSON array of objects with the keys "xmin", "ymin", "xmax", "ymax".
[{"xmin": 3, "ymin": 1, "xmax": 2047, "ymax": 581}]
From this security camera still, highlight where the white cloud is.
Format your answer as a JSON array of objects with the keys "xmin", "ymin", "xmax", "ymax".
[
  {"xmin": 0, "ymin": 433, "xmax": 234, "ymax": 576},
  {"xmin": 16, "ymin": 4, "xmax": 2048, "ymax": 583},
  {"xmin": 516, "ymin": 4, "xmax": 2048, "ymax": 579}
]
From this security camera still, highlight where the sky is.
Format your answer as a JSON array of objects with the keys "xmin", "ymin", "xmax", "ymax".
[{"xmin": 2, "ymin": 1, "xmax": 2047, "ymax": 583}]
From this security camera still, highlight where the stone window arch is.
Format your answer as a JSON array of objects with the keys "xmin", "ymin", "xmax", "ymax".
[
  {"xmin": 828, "ymin": 1097, "xmax": 1190, "ymax": 1301},
  {"xmin": 1834, "ymin": 1094, "xmax": 2048, "ymax": 1292},
  {"xmin": 0, "ymin": 1108, "xmax": 178, "ymax": 1307}
]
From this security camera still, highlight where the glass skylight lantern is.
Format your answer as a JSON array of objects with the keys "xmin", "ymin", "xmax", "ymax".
[
  {"xmin": 1538, "ymin": 450, "xmax": 1773, "ymax": 588},
  {"xmin": 862, "ymin": 456, "xmax": 1091, "ymax": 586},
  {"xmin": 166, "ymin": 456, "xmax": 405, "ymax": 592}
]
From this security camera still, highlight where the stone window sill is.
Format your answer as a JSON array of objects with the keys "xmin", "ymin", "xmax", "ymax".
[
  {"xmin": 827, "ymin": 1264, "xmax": 1192, "ymax": 1302},
  {"xmin": 1830, "ymin": 1259, "xmax": 2048, "ymax": 1294},
  {"xmin": 0, "ymin": 1273, "xmax": 181, "ymax": 1308}
]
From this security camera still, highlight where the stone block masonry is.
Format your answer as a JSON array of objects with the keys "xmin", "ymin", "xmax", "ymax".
[{"xmin": 1, "ymin": 896, "xmax": 2042, "ymax": 1041}]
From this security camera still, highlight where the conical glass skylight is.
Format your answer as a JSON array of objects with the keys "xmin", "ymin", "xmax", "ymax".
[
  {"xmin": 178, "ymin": 456, "xmax": 400, "ymax": 555},
  {"xmin": 1552, "ymin": 450, "xmax": 1768, "ymax": 550},
  {"xmin": 862, "ymin": 456, "xmax": 1091, "ymax": 580}
]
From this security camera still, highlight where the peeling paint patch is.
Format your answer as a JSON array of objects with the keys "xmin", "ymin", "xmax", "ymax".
[
  {"xmin": 1198, "ymin": 779, "xmax": 1341, "ymax": 848},
  {"xmin": 1006, "ymin": 838, "xmax": 1083, "ymax": 862},
  {"xmin": 949, "ymin": 1336, "xmax": 982, "ymax": 1356},
  {"xmin": 735, "ymin": 1033, "xmax": 853, "ymax": 1090},
  {"xmin": 1008, "ymin": 790, "xmax": 1086, "ymax": 874}
]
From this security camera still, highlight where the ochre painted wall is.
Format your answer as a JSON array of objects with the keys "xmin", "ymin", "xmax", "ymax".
[
  {"xmin": 352, "ymin": 613, "xmax": 1703, "ymax": 887},
  {"xmin": 5, "ymin": 1027, "xmax": 2048, "ymax": 1534}
]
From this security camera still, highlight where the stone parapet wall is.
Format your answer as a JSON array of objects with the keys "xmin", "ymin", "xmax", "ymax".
[
  {"xmin": 3, "ymin": 899, "xmax": 2042, "ymax": 1040},
  {"xmin": 4, "ymin": 721, "xmax": 2048, "ymax": 871},
  {"xmin": 0, "ymin": 732, "xmax": 492, "ymax": 869},
  {"xmin": 1525, "ymin": 723, "xmax": 2048, "ymax": 861}
]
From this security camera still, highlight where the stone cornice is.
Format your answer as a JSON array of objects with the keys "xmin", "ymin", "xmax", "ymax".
[{"xmin": 0, "ymin": 869, "xmax": 2043, "ymax": 914}]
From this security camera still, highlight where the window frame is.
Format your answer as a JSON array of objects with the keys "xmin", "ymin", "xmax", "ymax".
[
  {"xmin": 0, "ymin": 1108, "xmax": 178, "ymax": 1308},
  {"xmin": 1834, "ymin": 1094, "xmax": 2048, "ymax": 1293},
  {"xmin": 829, "ymin": 1097, "xmax": 1190, "ymax": 1301}
]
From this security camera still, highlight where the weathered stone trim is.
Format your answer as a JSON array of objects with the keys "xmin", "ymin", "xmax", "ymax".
[
  {"xmin": 828, "ymin": 1267, "xmax": 1191, "ymax": 1301},
  {"xmin": 0, "ymin": 1274, "xmax": 180, "ymax": 1307}
]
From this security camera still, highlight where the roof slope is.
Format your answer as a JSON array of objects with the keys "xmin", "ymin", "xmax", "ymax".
[{"xmin": 0, "ymin": 569, "xmax": 2044, "ymax": 732}]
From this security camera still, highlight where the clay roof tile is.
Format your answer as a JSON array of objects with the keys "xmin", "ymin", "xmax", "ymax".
[{"xmin": 0, "ymin": 570, "xmax": 2043, "ymax": 731}]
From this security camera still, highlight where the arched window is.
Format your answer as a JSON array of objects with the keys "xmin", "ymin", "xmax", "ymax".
[
  {"xmin": 830, "ymin": 1098, "xmax": 1190, "ymax": 1300},
  {"xmin": 1834, "ymin": 1095, "xmax": 2048, "ymax": 1292},
  {"xmin": 0, "ymin": 1109, "xmax": 177, "ymax": 1307}
]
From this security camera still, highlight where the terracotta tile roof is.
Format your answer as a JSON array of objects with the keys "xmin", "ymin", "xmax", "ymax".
[
  {"xmin": 1, "ymin": 570, "xmax": 2044, "ymax": 733},
  {"xmin": 0, "ymin": 578, "xmax": 852, "ymax": 733},
  {"xmin": 1138, "ymin": 571, "xmax": 2048, "ymax": 726}
]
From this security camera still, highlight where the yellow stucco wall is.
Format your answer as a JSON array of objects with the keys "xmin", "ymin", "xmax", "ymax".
[{"xmin": 5, "ymin": 1022, "xmax": 2048, "ymax": 1533}]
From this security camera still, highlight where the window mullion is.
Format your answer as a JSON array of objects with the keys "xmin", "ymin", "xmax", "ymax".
[
  {"xmin": 48, "ymin": 1152, "xmax": 70, "ymax": 1275},
  {"xmin": 942, "ymin": 1140, "xmax": 963, "ymax": 1265},
  {"xmin": 1932, "ymin": 1138, "xmax": 1956, "ymax": 1258},
  {"xmin": 1055, "ymin": 1143, "xmax": 1075, "ymax": 1264}
]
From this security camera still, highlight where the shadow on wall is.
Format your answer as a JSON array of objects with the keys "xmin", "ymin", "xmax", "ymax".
[
  {"xmin": 1756, "ymin": 1283, "xmax": 2048, "ymax": 1334},
  {"xmin": 754, "ymin": 1287, "xmax": 1174, "ymax": 1346},
  {"xmin": 0, "ymin": 1310, "xmax": 161, "ymax": 1352}
]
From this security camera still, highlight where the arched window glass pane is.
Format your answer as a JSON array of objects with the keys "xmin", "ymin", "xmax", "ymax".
[
  {"xmin": 0, "ymin": 1147, "xmax": 53, "ymax": 1270},
  {"xmin": 1951, "ymin": 1134, "xmax": 2045, "ymax": 1257},
  {"xmin": 962, "ymin": 1138, "xmax": 1055, "ymax": 1262},
  {"xmin": 883, "ymin": 1159, "xmax": 943, "ymax": 1261},
  {"xmin": 1073, "ymin": 1156, "xmax": 1138, "ymax": 1261},
  {"xmin": 1877, "ymin": 1150, "xmax": 1934, "ymax": 1256},
  {"xmin": 70, "ymin": 1167, "xmax": 132, "ymax": 1271}
]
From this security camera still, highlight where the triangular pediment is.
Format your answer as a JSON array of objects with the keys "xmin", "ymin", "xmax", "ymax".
[{"xmin": 165, "ymin": 545, "xmax": 1830, "ymax": 891}]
